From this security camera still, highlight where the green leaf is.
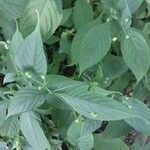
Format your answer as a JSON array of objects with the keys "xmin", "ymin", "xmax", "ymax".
[
  {"xmin": 109, "ymin": 72, "xmax": 131, "ymax": 92},
  {"xmin": 16, "ymin": 18, "xmax": 47, "ymax": 75},
  {"xmin": 101, "ymin": 0, "xmax": 114, "ymax": 8},
  {"xmin": 60, "ymin": 8, "xmax": 73, "ymax": 26},
  {"xmin": 72, "ymin": 22, "xmax": 111, "ymax": 73},
  {"xmin": 5, "ymin": 25, "xmax": 24, "ymax": 73},
  {"xmin": 8, "ymin": 87, "xmax": 46, "ymax": 116},
  {"xmin": 119, "ymin": 0, "xmax": 132, "ymax": 29},
  {"xmin": 101, "ymin": 0, "xmax": 143, "ymax": 13},
  {"xmin": 67, "ymin": 120, "xmax": 83, "ymax": 145},
  {"xmin": 123, "ymin": 97, "xmax": 150, "ymax": 135},
  {"xmin": 110, "ymin": 19, "xmax": 122, "ymax": 39},
  {"xmin": 20, "ymin": 0, "xmax": 63, "ymax": 38},
  {"xmin": 60, "ymin": 32, "xmax": 71, "ymax": 55},
  {"xmin": 94, "ymin": 65, "xmax": 104, "ymax": 82},
  {"xmin": 93, "ymin": 86, "xmax": 119, "ymax": 96},
  {"xmin": 127, "ymin": 0, "xmax": 143, "ymax": 13},
  {"xmin": 0, "ymin": 0, "xmax": 24, "ymax": 18},
  {"xmin": 67, "ymin": 119, "xmax": 94, "ymax": 150},
  {"xmin": 78, "ymin": 134, "xmax": 94, "ymax": 150},
  {"xmin": 144, "ymin": 143, "xmax": 150, "ymax": 150},
  {"xmin": 52, "ymin": 109, "xmax": 74, "ymax": 136},
  {"xmin": 132, "ymin": 133, "xmax": 148, "ymax": 150},
  {"xmin": 45, "ymin": 35, "xmax": 60, "ymax": 45},
  {"xmin": 0, "ymin": 18, "xmax": 16, "ymax": 40},
  {"xmin": 20, "ymin": 112, "xmax": 51, "ymax": 150},
  {"xmin": 71, "ymin": 18, "xmax": 102, "ymax": 65},
  {"xmin": 82, "ymin": 119, "xmax": 102, "ymax": 135},
  {"xmin": 102, "ymin": 120, "xmax": 132, "ymax": 138},
  {"xmin": 94, "ymin": 135, "xmax": 130, "ymax": 150},
  {"xmin": 146, "ymin": 0, "xmax": 150, "ymax": 15},
  {"xmin": 0, "ymin": 116, "xmax": 19, "ymax": 138},
  {"xmin": 102, "ymin": 55, "xmax": 128, "ymax": 80},
  {"xmin": 102, "ymin": 0, "xmax": 132, "ymax": 29},
  {"xmin": 0, "ymin": 142, "xmax": 7, "ymax": 149},
  {"xmin": 121, "ymin": 29, "xmax": 150, "ymax": 82},
  {"xmin": 0, "ymin": 100, "xmax": 7, "ymax": 125},
  {"xmin": 56, "ymin": 92, "xmax": 135, "ymax": 121},
  {"xmin": 143, "ymin": 22, "xmax": 150, "ymax": 35},
  {"xmin": 0, "ymin": 0, "xmax": 25, "ymax": 39},
  {"xmin": 46, "ymin": 75, "xmax": 87, "ymax": 93},
  {"xmin": 73, "ymin": 0, "xmax": 93, "ymax": 29},
  {"xmin": 10, "ymin": 25, "xmax": 24, "ymax": 56}
]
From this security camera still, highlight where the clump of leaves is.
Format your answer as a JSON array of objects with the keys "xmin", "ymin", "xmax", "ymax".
[{"xmin": 0, "ymin": 0, "xmax": 150, "ymax": 150}]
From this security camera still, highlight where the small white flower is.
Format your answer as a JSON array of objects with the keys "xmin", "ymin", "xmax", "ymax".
[
  {"xmin": 75, "ymin": 119, "xmax": 80, "ymax": 123},
  {"xmin": 113, "ymin": 10, "xmax": 117, "ymax": 14},
  {"xmin": 90, "ymin": 112, "xmax": 97, "ymax": 118},
  {"xmin": 4, "ymin": 44, "xmax": 9, "ymax": 49},
  {"xmin": 107, "ymin": 18, "xmax": 110, "ymax": 22},
  {"xmin": 104, "ymin": 81, "xmax": 107, "ymax": 84},
  {"xmin": 125, "ymin": 18, "xmax": 129, "ymax": 22},
  {"xmin": 41, "ymin": 75, "xmax": 45, "ymax": 80},
  {"xmin": 106, "ymin": 77, "xmax": 109, "ymax": 80},
  {"xmin": 122, "ymin": 101, "xmax": 125, "ymax": 104},
  {"xmin": 128, "ymin": 105, "xmax": 132, "ymax": 109},
  {"xmin": 112, "ymin": 37, "xmax": 118, "ymax": 42},
  {"xmin": 25, "ymin": 72, "xmax": 32, "ymax": 78},
  {"xmin": 125, "ymin": 35, "xmax": 130, "ymax": 39},
  {"xmin": 38, "ymin": 86, "xmax": 42, "ymax": 90},
  {"xmin": 6, "ymin": 40, "xmax": 11, "ymax": 44}
]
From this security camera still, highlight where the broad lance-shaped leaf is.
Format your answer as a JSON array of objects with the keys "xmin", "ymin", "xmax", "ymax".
[
  {"xmin": 101, "ymin": 0, "xmax": 143, "ymax": 13},
  {"xmin": 67, "ymin": 119, "xmax": 94, "ymax": 150},
  {"xmin": 0, "ymin": 0, "xmax": 24, "ymax": 18},
  {"xmin": 20, "ymin": 0, "xmax": 63, "ymax": 38},
  {"xmin": 123, "ymin": 97, "xmax": 150, "ymax": 135},
  {"xmin": 56, "ymin": 92, "xmax": 135, "ymax": 121},
  {"xmin": 0, "ymin": 0, "xmax": 25, "ymax": 39},
  {"xmin": 94, "ymin": 134, "xmax": 130, "ymax": 150},
  {"xmin": 0, "ymin": 116, "xmax": 19, "ymax": 138},
  {"xmin": 71, "ymin": 17, "xmax": 102, "ymax": 65},
  {"xmin": 127, "ymin": 0, "xmax": 143, "ymax": 13},
  {"xmin": 110, "ymin": 0, "xmax": 132, "ymax": 29},
  {"xmin": 121, "ymin": 29, "xmax": 150, "ymax": 82},
  {"xmin": 6, "ymin": 25, "xmax": 24, "ymax": 73},
  {"xmin": 46, "ymin": 75, "xmax": 87, "ymax": 92},
  {"xmin": 20, "ymin": 112, "xmax": 51, "ymax": 150},
  {"xmin": 119, "ymin": 0, "xmax": 131, "ymax": 29},
  {"xmin": 0, "ymin": 100, "xmax": 8, "ymax": 125},
  {"xmin": 102, "ymin": 55, "xmax": 128, "ymax": 80},
  {"xmin": 102, "ymin": 120, "xmax": 132, "ymax": 138},
  {"xmin": 46, "ymin": 75, "xmax": 117, "ymax": 97},
  {"xmin": 71, "ymin": 22, "xmax": 111, "ymax": 73},
  {"xmin": 8, "ymin": 87, "xmax": 46, "ymax": 117},
  {"xmin": 101, "ymin": 0, "xmax": 132, "ymax": 29},
  {"xmin": 16, "ymin": 17, "xmax": 47, "ymax": 75},
  {"xmin": 73, "ymin": 0, "xmax": 93, "ymax": 29}
]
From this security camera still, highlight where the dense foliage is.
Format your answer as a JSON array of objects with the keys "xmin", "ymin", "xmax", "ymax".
[{"xmin": 0, "ymin": 0, "xmax": 150, "ymax": 149}]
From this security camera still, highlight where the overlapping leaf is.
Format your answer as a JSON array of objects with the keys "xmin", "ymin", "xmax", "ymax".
[
  {"xmin": 123, "ymin": 97, "xmax": 150, "ymax": 135},
  {"xmin": 20, "ymin": 0, "xmax": 63, "ymax": 38},
  {"xmin": 73, "ymin": 0, "xmax": 93, "ymax": 29},
  {"xmin": 121, "ymin": 29, "xmax": 150, "ymax": 82},
  {"xmin": 71, "ymin": 21, "xmax": 111, "ymax": 73},
  {"xmin": 67, "ymin": 119, "xmax": 94, "ymax": 150},
  {"xmin": 8, "ymin": 87, "xmax": 46, "ymax": 116},
  {"xmin": 20, "ymin": 112, "xmax": 51, "ymax": 150},
  {"xmin": 16, "ymin": 18, "xmax": 47, "ymax": 75}
]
